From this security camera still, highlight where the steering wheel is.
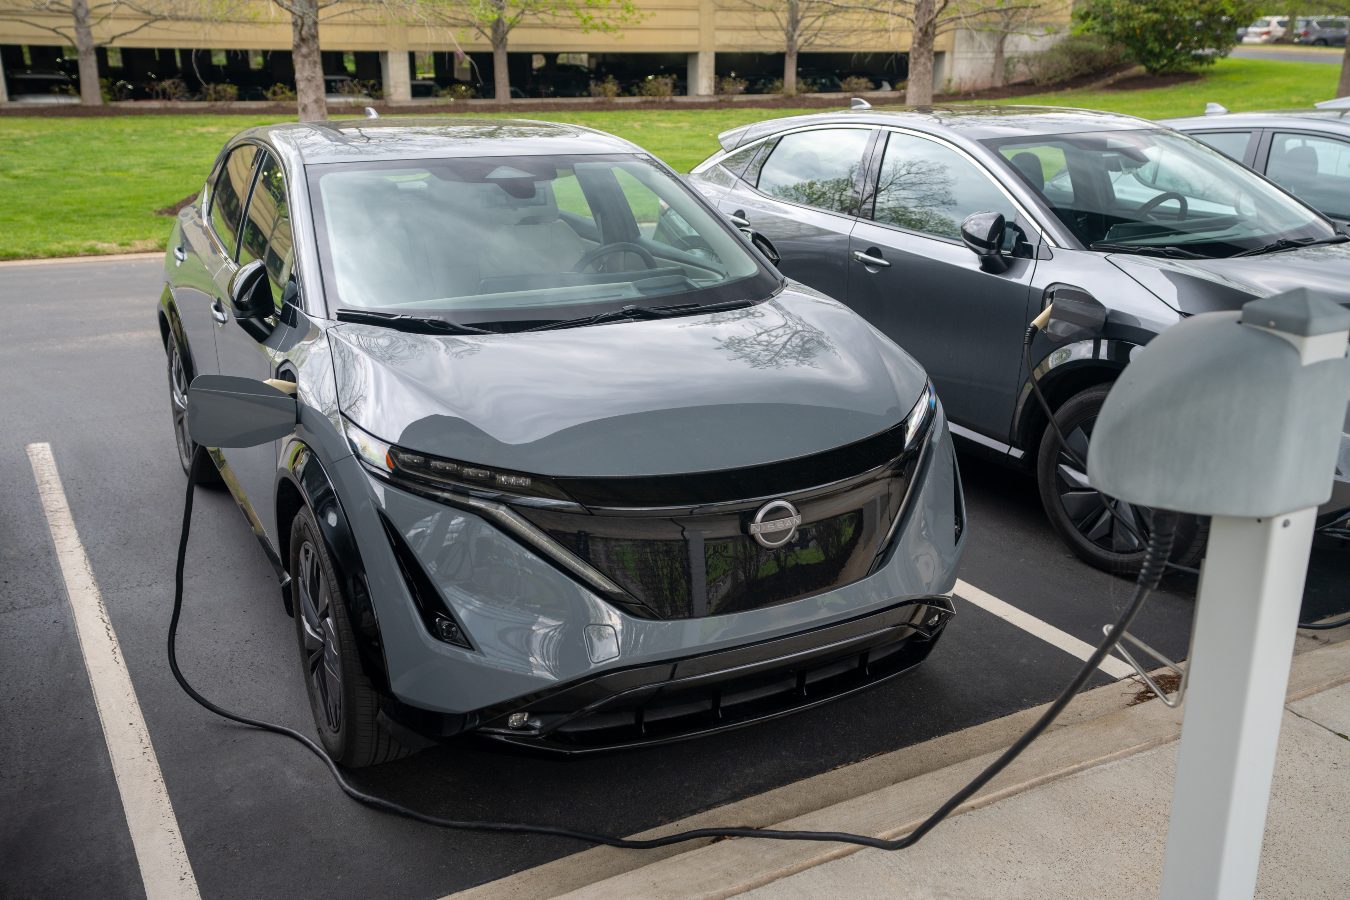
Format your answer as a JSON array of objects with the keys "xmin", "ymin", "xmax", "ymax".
[
  {"xmin": 1138, "ymin": 191, "xmax": 1189, "ymax": 221},
  {"xmin": 573, "ymin": 242, "xmax": 658, "ymax": 273}
]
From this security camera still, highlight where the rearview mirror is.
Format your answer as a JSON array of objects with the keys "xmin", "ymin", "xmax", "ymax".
[
  {"xmin": 960, "ymin": 212, "xmax": 1009, "ymax": 274},
  {"xmin": 229, "ymin": 259, "xmax": 273, "ymax": 321},
  {"xmin": 187, "ymin": 375, "xmax": 296, "ymax": 448}
]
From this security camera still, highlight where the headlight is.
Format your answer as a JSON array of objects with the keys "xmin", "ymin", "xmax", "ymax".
[{"xmin": 905, "ymin": 382, "xmax": 937, "ymax": 449}]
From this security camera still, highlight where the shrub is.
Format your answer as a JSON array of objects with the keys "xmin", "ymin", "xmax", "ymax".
[
  {"xmin": 202, "ymin": 83, "xmax": 238, "ymax": 102},
  {"xmin": 1075, "ymin": 0, "xmax": 1260, "ymax": 75},
  {"xmin": 768, "ymin": 77, "xmax": 789, "ymax": 96},
  {"xmin": 100, "ymin": 78, "xmax": 134, "ymax": 102},
  {"xmin": 588, "ymin": 75, "xmax": 620, "ymax": 98},
  {"xmin": 635, "ymin": 74, "xmax": 676, "ymax": 98},
  {"xmin": 839, "ymin": 75, "xmax": 875, "ymax": 93},
  {"xmin": 435, "ymin": 82, "xmax": 476, "ymax": 100},
  {"xmin": 716, "ymin": 75, "xmax": 748, "ymax": 96},
  {"xmin": 264, "ymin": 83, "xmax": 297, "ymax": 102},
  {"xmin": 1023, "ymin": 33, "xmax": 1130, "ymax": 86},
  {"xmin": 148, "ymin": 77, "xmax": 187, "ymax": 101}
]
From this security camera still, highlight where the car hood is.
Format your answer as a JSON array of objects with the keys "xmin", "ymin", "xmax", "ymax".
[
  {"xmin": 1107, "ymin": 243, "xmax": 1350, "ymax": 316},
  {"xmin": 329, "ymin": 286, "xmax": 928, "ymax": 478}
]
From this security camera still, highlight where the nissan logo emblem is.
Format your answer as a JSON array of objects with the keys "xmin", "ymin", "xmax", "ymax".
[{"xmin": 749, "ymin": 500, "xmax": 802, "ymax": 549}]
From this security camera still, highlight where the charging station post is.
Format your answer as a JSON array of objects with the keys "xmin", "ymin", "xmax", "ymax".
[{"xmin": 1086, "ymin": 289, "xmax": 1350, "ymax": 900}]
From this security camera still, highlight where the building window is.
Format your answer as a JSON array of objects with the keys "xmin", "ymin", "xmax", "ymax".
[
  {"xmin": 248, "ymin": 50, "xmax": 265, "ymax": 70},
  {"xmin": 210, "ymin": 49, "xmax": 227, "ymax": 67},
  {"xmin": 414, "ymin": 51, "xmax": 434, "ymax": 79},
  {"xmin": 106, "ymin": 47, "xmax": 123, "ymax": 68}
]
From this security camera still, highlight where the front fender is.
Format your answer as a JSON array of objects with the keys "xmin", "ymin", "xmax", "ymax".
[{"xmin": 1012, "ymin": 337, "xmax": 1139, "ymax": 452}]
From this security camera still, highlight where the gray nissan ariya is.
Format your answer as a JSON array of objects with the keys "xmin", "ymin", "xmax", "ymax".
[{"xmin": 159, "ymin": 118, "xmax": 964, "ymax": 766}]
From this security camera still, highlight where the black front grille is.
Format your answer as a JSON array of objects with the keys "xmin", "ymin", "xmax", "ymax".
[{"xmin": 515, "ymin": 459, "xmax": 914, "ymax": 620}]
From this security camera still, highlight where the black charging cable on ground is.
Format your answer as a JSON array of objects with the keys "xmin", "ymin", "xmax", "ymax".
[
  {"xmin": 1022, "ymin": 320, "xmax": 1350, "ymax": 631},
  {"xmin": 171, "ymin": 446, "xmax": 1170, "ymax": 850}
]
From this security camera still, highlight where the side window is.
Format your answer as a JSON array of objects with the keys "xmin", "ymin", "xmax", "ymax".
[
  {"xmin": 719, "ymin": 143, "xmax": 761, "ymax": 179},
  {"xmin": 755, "ymin": 128, "xmax": 871, "ymax": 215},
  {"xmin": 1189, "ymin": 131, "xmax": 1253, "ymax": 163},
  {"xmin": 237, "ymin": 152, "xmax": 294, "ymax": 312},
  {"xmin": 1266, "ymin": 132, "xmax": 1350, "ymax": 220},
  {"xmin": 873, "ymin": 132, "xmax": 1014, "ymax": 240},
  {"xmin": 208, "ymin": 144, "xmax": 259, "ymax": 258}
]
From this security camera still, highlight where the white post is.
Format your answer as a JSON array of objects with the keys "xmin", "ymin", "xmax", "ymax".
[{"xmin": 1160, "ymin": 322, "xmax": 1347, "ymax": 900}]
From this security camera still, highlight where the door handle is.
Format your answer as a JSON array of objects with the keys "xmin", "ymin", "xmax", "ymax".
[
  {"xmin": 173, "ymin": 244, "xmax": 187, "ymax": 265},
  {"xmin": 728, "ymin": 211, "xmax": 750, "ymax": 229},
  {"xmin": 851, "ymin": 249, "xmax": 891, "ymax": 268},
  {"xmin": 210, "ymin": 298, "xmax": 229, "ymax": 325}
]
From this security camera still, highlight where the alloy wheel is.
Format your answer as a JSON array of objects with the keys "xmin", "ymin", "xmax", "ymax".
[
  {"xmin": 1052, "ymin": 418, "xmax": 1149, "ymax": 554},
  {"xmin": 297, "ymin": 540, "xmax": 343, "ymax": 733},
  {"xmin": 166, "ymin": 343, "xmax": 195, "ymax": 472}
]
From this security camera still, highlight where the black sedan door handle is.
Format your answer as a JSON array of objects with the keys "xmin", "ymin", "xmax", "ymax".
[
  {"xmin": 728, "ymin": 211, "xmax": 751, "ymax": 229},
  {"xmin": 851, "ymin": 249, "xmax": 891, "ymax": 268},
  {"xmin": 210, "ymin": 298, "xmax": 229, "ymax": 324},
  {"xmin": 173, "ymin": 244, "xmax": 187, "ymax": 265}
]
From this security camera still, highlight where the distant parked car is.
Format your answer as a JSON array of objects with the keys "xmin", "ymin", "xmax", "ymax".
[
  {"xmin": 323, "ymin": 75, "xmax": 371, "ymax": 102},
  {"xmin": 6, "ymin": 69, "xmax": 78, "ymax": 103},
  {"xmin": 1292, "ymin": 17, "xmax": 1348, "ymax": 46},
  {"xmin": 1242, "ymin": 16, "xmax": 1288, "ymax": 43},
  {"xmin": 1164, "ymin": 98, "xmax": 1350, "ymax": 225}
]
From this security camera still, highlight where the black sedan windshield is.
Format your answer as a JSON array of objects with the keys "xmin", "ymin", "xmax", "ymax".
[
  {"xmin": 985, "ymin": 129, "xmax": 1338, "ymax": 257},
  {"xmin": 307, "ymin": 153, "xmax": 775, "ymax": 329}
]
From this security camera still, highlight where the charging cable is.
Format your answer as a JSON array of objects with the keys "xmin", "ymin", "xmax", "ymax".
[
  {"xmin": 1023, "ymin": 317, "xmax": 1348, "ymax": 630},
  {"xmin": 170, "ymin": 447, "xmax": 1176, "ymax": 850}
]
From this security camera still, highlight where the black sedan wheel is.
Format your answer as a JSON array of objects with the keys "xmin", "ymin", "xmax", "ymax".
[
  {"xmin": 1037, "ymin": 385, "xmax": 1207, "ymax": 575},
  {"xmin": 165, "ymin": 340, "xmax": 220, "ymax": 483},
  {"xmin": 290, "ymin": 506, "xmax": 410, "ymax": 767}
]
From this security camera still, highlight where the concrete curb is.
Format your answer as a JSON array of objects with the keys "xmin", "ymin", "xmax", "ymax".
[
  {"xmin": 0, "ymin": 252, "xmax": 163, "ymax": 268},
  {"xmin": 457, "ymin": 632, "xmax": 1350, "ymax": 900}
]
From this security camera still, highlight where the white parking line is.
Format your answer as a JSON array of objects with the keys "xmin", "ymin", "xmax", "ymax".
[
  {"xmin": 955, "ymin": 579, "xmax": 1135, "ymax": 680},
  {"xmin": 26, "ymin": 443, "xmax": 201, "ymax": 900}
]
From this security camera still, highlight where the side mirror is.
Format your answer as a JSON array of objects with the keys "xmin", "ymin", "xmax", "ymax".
[
  {"xmin": 228, "ymin": 259, "xmax": 273, "ymax": 321},
  {"xmin": 960, "ymin": 211, "xmax": 1010, "ymax": 274},
  {"xmin": 187, "ymin": 375, "xmax": 296, "ymax": 448},
  {"xmin": 749, "ymin": 231, "xmax": 781, "ymax": 267}
]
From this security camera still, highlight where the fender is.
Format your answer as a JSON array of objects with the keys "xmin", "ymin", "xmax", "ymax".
[
  {"xmin": 157, "ymin": 285, "xmax": 195, "ymax": 374},
  {"xmin": 277, "ymin": 439, "xmax": 392, "ymax": 696},
  {"xmin": 1011, "ymin": 337, "xmax": 1140, "ymax": 455}
]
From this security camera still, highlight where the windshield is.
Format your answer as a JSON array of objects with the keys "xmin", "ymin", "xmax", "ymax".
[
  {"xmin": 985, "ymin": 129, "xmax": 1337, "ymax": 257},
  {"xmin": 307, "ymin": 153, "xmax": 775, "ymax": 329}
]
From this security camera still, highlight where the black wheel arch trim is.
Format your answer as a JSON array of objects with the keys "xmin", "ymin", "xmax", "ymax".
[
  {"xmin": 276, "ymin": 439, "xmax": 393, "ymax": 696},
  {"xmin": 1011, "ymin": 336, "xmax": 1143, "ymax": 456}
]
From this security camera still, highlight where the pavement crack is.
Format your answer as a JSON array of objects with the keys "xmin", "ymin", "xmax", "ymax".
[{"xmin": 1285, "ymin": 704, "xmax": 1350, "ymax": 742}]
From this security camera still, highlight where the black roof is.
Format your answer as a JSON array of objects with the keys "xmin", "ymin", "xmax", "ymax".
[{"xmin": 243, "ymin": 117, "xmax": 642, "ymax": 165}]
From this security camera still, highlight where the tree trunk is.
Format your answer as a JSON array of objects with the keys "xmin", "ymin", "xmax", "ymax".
[
  {"xmin": 492, "ymin": 15, "xmax": 511, "ymax": 103},
  {"xmin": 71, "ymin": 0, "xmax": 102, "ymax": 106},
  {"xmin": 1340, "ymin": 38, "xmax": 1350, "ymax": 98},
  {"xmin": 992, "ymin": 32, "xmax": 1007, "ymax": 89},
  {"xmin": 291, "ymin": 0, "xmax": 326, "ymax": 122},
  {"xmin": 906, "ymin": 0, "xmax": 938, "ymax": 106},
  {"xmin": 784, "ymin": 44, "xmax": 798, "ymax": 95}
]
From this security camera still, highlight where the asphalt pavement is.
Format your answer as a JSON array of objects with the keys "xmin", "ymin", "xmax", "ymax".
[
  {"xmin": 1231, "ymin": 45, "xmax": 1345, "ymax": 64},
  {"xmin": 1, "ymin": 257, "xmax": 1346, "ymax": 900}
]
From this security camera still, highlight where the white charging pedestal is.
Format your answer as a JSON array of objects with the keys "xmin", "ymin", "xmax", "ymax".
[{"xmin": 1084, "ymin": 289, "xmax": 1350, "ymax": 900}]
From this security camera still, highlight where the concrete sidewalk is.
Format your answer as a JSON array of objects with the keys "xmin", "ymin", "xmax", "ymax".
[{"xmin": 464, "ymin": 632, "xmax": 1350, "ymax": 900}]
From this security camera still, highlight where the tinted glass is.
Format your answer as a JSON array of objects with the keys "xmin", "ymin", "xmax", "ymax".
[
  {"xmin": 1189, "ymin": 131, "xmax": 1252, "ymax": 162},
  {"xmin": 874, "ymin": 132, "xmax": 1013, "ymax": 240},
  {"xmin": 1267, "ymin": 132, "xmax": 1350, "ymax": 220},
  {"xmin": 309, "ymin": 154, "xmax": 774, "ymax": 328},
  {"xmin": 209, "ymin": 144, "xmax": 258, "ymax": 257},
  {"xmin": 756, "ymin": 128, "xmax": 871, "ymax": 214},
  {"xmin": 985, "ymin": 129, "xmax": 1333, "ymax": 256},
  {"xmin": 238, "ymin": 152, "xmax": 295, "ymax": 312},
  {"xmin": 719, "ymin": 142, "xmax": 761, "ymax": 179}
]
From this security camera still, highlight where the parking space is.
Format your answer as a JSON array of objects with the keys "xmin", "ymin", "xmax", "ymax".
[{"xmin": 2, "ymin": 257, "xmax": 1346, "ymax": 899}]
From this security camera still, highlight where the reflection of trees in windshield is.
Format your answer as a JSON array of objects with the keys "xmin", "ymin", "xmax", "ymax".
[
  {"xmin": 873, "ymin": 157, "xmax": 960, "ymax": 238},
  {"xmin": 705, "ymin": 305, "xmax": 836, "ymax": 369}
]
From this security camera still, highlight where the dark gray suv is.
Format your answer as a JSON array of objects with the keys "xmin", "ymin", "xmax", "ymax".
[
  {"xmin": 689, "ymin": 105, "xmax": 1350, "ymax": 572},
  {"xmin": 159, "ymin": 118, "xmax": 964, "ymax": 766}
]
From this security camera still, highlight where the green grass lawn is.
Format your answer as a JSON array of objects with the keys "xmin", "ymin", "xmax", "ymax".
[{"xmin": 0, "ymin": 56, "xmax": 1339, "ymax": 260}]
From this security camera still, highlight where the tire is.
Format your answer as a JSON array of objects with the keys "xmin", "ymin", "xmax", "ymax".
[
  {"xmin": 290, "ymin": 506, "xmax": 412, "ymax": 767},
  {"xmin": 166, "ymin": 340, "xmax": 221, "ymax": 485},
  {"xmin": 1036, "ymin": 385, "xmax": 1208, "ymax": 575}
]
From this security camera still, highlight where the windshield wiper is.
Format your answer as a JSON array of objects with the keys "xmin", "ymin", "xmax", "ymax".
[
  {"xmin": 523, "ymin": 299, "xmax": 756, "ymax": 333},
  {"xmin": 1089, "ymin": 242, "xmax": 1210, "ymax": 259},
  {"xmin": 335, "ymin": 308, "xmax": 493, "ymax": 335},
  {"xmin": 1229, "ymin": 234, "xmax": 1349, "ymax": 258}
]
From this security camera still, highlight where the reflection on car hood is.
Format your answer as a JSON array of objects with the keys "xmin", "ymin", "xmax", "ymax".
[
  {"xmin": 1107, "ymin": 243, "xmax": 1350, "ymax": 316},
  {"xmin": 329, "ymin": 285, "xmax": 928, "ymax": 478}
]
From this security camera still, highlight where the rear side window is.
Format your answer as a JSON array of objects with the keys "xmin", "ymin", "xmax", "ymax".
[
  {"xmin": 1188, "ymin": 131, "xmax": 1253, "ymax": 163},
  {"xmin": 874, "ymin": 132, "xmax": 1013, "ymax": 240},
  {"xmin": 755, "ymin": 128, "xmax": 871, "ymax": 215},
  {"xmin": 1266, "ymin": 132, "xmax": 1350, "ymax": 220},
  {"xmin": 208, "ymin": 144, "xmax": 259, "ymax": 258},
  {"xmin": 237, "ymin": 152, "xmax": 295, "ymax": 313}
]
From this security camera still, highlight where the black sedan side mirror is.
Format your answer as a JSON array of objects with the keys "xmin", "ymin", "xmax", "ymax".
[
  {"xmin": 960, "ymin": 212, "xmax": 1010, "ymax": 274},
  {"xmin": 748, "ymin": 231, "xmax": 781, "ymax": 267},
  {"xmin": 229, "ymin": 259, "xmax": 273, "ymax": 321}
]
